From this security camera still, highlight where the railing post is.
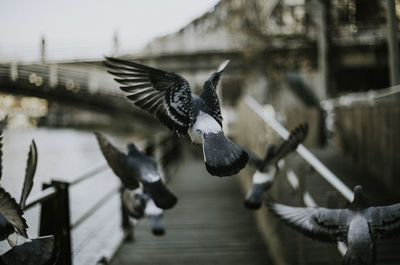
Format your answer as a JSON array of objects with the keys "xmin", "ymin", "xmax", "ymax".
[
  {"xmin": 10, "ymin": 62, "xmax": 18, "ymax": 81},
  {"xmin": 40, "ymin": 181, "xmax": 72, "ymax": 265}
]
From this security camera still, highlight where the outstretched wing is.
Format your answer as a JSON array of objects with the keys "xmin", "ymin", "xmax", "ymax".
[
  {"xmin": 199, "ymin": 60, "xmax": 229, "ymax": 126},
  {"xmin": 19, "ymin": 140, "xmax": 38, "ymax": 209},
  {"xmin": 95, "ymin": 132, "xmax": 139, "ymax": 189},
  {"xmin": 367, "ymin": 203, "xmax": 400, "ymax": 239},
  {"xmin": 264, "ymin": 123, "xmax": 308, "ymax": 168},
  {"xmin": 0, "ymin": 235, "xmax": 58, "ymax": 265},
  {"xmin": 0, "ymin": 116, "xmax": 8, "ymax": 182},
  {"xmin": 0, "ymin": 187, "xmax": 27, "ymax": 238},
  {"xmin": 104, "ymin": 57, "xmax": 193, "ymax": 135},
  {"xmin": 268, "ymin": 202, "xmax": 349, "ymax": 243}
]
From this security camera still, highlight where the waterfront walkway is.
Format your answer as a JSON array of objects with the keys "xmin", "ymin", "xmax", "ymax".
[{"xmin": 111, "ymin": 147, "xmax": 273, "ymax": 265}]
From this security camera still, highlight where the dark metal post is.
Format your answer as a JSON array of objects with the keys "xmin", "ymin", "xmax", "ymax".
[
  {"xmin": 386, "ymin": 0, "xmax": 400, "ymax": 86},
  {"xmin": 39, "ymin": 181, "xmax": 72, "ymax": 265},
  {"xmin": 40, "ymin": 36, "xmax": 46, "ymax": 64}
]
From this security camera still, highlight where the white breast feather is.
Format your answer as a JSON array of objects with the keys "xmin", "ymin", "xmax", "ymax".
[
  {"xmin": 252, "ymin": 169, "xmax": 275, "ymax": 184},
  {"xmin": 188, "ymin": 111, "xmax": 222, "ymax": 144},
  {"xmin": 141, "ymin": 169, "xmax": 160, "ymax": 183},
  {"xmin": 145, "ymin": 199, "xmax": 163, "ymax": 216}
]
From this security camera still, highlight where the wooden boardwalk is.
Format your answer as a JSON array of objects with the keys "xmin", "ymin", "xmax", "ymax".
[{"xmin": 110, "ymin": 147, "xmax": 273, "ymax": 265}]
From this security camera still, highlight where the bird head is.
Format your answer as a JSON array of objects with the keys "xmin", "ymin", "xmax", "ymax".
[
  {"xmin": 349, "ymin": 185, "xmax": 370, "ymax": 210},
  {"xmin": 127, "ymin": 143, "xmax": 140, "ymax": 155}
]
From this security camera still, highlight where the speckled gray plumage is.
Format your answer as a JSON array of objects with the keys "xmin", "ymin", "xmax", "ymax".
[
  {"xmin": 104, "ymin": 58, "xmax": 249, "ymax": 177},
  {"xmin": 268, "ymin": 186, "xmax": 400, "ymax": 265},
  {"xmin": 95, "ymin": 133, "xmax": 177, "ymax": 209}
]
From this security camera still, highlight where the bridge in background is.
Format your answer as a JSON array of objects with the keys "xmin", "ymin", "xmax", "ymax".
[{"xmin": 0, "ymin": 62, "xmax": 163, "ymax": 132}]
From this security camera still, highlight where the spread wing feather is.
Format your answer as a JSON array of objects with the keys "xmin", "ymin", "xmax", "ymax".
[
  {"xmin": 104, "ymin": 57, "xmax": 193, "ymax": 135},
  {"xmin": 95, "ymin": 132, "xmax": 139, "ymax": 189},
  {"xmin": 19, "ymin": 140, "xmax": 37, "ymax": 209},
  {"xmin": 0, "ymin": 188, "xmax": 27, "ymax": 238},
  {"xmin": 0, "ymin": 116, "xmax": 8, "ymax": 182},
  {"xmin": 264, "ymin": 123, "xmax": 308, "ymax": 168},
  {"xmin": 268, "ymin": 202, "xmax": 349, "ymax": 243},
  {"xmin": 367, "ymin": 203, "xmax": 400, "ymax": 239},
  {"xmin": 199, "ymin": 60, "xmax": 229, "ymax": 126}
]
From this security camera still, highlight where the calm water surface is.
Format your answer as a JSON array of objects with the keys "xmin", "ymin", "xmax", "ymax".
[{"xmin": 1, "ymin": 127, "xmax": 130, "ymax": 240}]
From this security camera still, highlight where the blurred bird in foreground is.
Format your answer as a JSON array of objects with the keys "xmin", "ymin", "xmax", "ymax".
[
  {"xmin": 104, "ymin": 57, "xmax": 248, "ymax": 177},
  {"xmin": 244, "ymin": 123, "xmax": 308, "ymax": 209},
  {"xmin": 0, "ymin": 117, "xmax": 37, "ymax": 246},
  {"xmin": 0, "ymin": 117, "xmax": 57, "ymax": 264},
  {"xmin": 95, "ymin": 133, "xmax": 177, "ymax": 209},
  {"xmin": 122, "ymin": 188, "xmax": 166, "ymax": 236},
  {"xmin": 268, "ymin": 185, "xmax": 400, "ymax": 265},
  {"xmin": 0, "ymin": 235, "xmax": 58, "ymax": 265}
]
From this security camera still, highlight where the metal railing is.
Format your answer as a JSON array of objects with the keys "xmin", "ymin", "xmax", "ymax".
[
  {"xmin": 244, "ymin": 95, "xmax": 353, "ymax": 256},
  {"xmin": 23, "ymin": 133, "xmax": 180, "ymax": 265}
]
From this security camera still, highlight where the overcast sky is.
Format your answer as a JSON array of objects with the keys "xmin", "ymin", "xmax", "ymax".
[{"xmin": 0, "ymin": 0, "xmax": 220, "ymax": 61}]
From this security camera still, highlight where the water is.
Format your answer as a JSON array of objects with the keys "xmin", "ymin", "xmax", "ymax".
[{"xmin": 0, "ymin": 127, "xmax": 127, "ymax": 250}]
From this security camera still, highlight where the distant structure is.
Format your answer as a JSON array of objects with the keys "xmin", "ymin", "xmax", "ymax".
[
  {"xmin": 128, "ymin": 0, "xmax": 395, "ymax": 110},
  {"xmin": 126, "ymin": 0, "xmax": 399, "ymax": 195}
]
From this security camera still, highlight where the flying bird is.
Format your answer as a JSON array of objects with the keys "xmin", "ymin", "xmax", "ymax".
[
  {"xmin": 104, "ymin": 57, "xmax": 248, "ymax": 177},
  {"xmin": 244, "ymin": 123, "xmax": 308, "ymax": 209},
  {"xmin": 0, "ymin": 116, "xmax": 38, "ymax": 246},
  {"xmin": 268, "ymin": 185, "xmax": 400, "ymax": 265},
  {"xmin": 95, "ymin": 133, "xmax": 177, "ymax": 210},
  {"xmin": 0, "ymin": 235, "xmax": 58, "ymax": 265}
]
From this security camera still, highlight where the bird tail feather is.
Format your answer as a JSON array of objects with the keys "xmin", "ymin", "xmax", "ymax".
[
  {"xmin": 143, "ymin": 180, "xmax": 177, "ymax": 210},
  {"xmin": 148, "ymin": 214, "xmax": 165, "ymax": 236},
  {"xmin": 203, "ymin": 132, "xmax": 248, "ymax": 177}
]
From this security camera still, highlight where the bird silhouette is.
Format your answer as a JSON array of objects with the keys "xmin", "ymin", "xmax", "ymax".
[
  {"xmin": 0, "ymin": 116, "xmax": 37, "ymax": 246},
  {"xmin": 244, "ymin": 123, "xmax": 308, "ymax": 209},
  {"xmin": 0, "ymin": 235, "xmax": 58, "ymax": 265},
  {"xmin": 104, "ymin": 57, "xmax": 248, "ymax": 177},
  {"xmin": 268, "ymin": 185, "xmax": 400, "ymax": 265},
  {"xmin": 95, "ymin": 133, "xmax": 177, "ymax": 209}
]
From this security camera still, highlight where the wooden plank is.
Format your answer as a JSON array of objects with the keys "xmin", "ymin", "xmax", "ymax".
[{"xmin": 110, "ymin": 147, "xmax": 273, "ymax": 265}]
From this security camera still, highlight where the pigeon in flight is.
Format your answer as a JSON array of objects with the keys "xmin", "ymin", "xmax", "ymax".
[
  {"xmin": 244, "ymin": 123, "xmax": 308, "ymax": 209},
  {"xmin": 95, "ymin": 133, "xmax": 177, "ymax": 209},
  {"xmin": 268, "ymin": 185, "xmax": 400, "ymax": 265},
  {"xmin": 0, "ymin": 116, "xmax": 38, "ymax": 246},
  {"xmin": 0, "ymin": 235, "xmax": 58, "ymax": 265},
  {"xmin": 104, "ymin": 57, "xmax": 248, "ymax": 177},
  {"xmin": 122, "ymin": 188, "xmax": 166, "ymax": 236}
]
